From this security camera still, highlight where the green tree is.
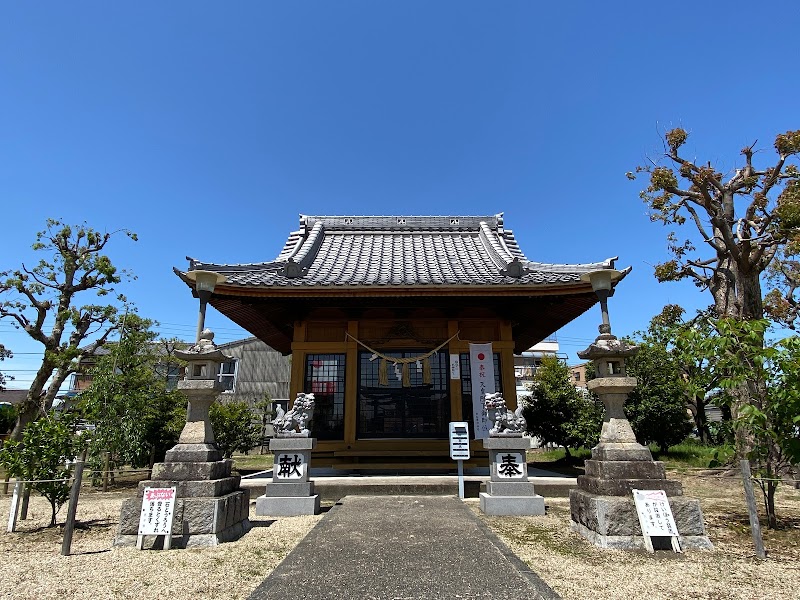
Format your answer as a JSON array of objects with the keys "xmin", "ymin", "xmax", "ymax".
[
  {"xmin": 764, "ymin": 237, "xmax": 800, "ymax": 329},
  {"xmin": 630, "ymin": 129, "xmax": 800, "ymax": 455},
  {"xmin": 210, "ymin": 400, "xmax": 260, "ymax": 459},
  {"xmin": 0, "ymin": 412, "xmax": 84, "ymax": 526},
  {"xmin": 685, "ymin": 318, "xmax": 800, "ymax": 528},
  {"xmin": 0, "ymin": 343, "xmax": 12, "ymax": 390},
  {"xmin": 522, "ymin": 356, "xmax": 602, "ymax": 458},
  {"xmin": 625, "ymin": 340, "xmax": 694, "ymax": 453},
  {"xmin": 0, "ymin": 220, "xmax": 136, "ymax": 440},
  {"xmin": 79, "ymin": 315, "xmax": 186, "ymax": 473},
  {"xmin": 638, "ymin": 305, "xmax": 724, "ymax": 444},
  {"xmin": 0, "ymin": 403, "xmax": 16, "ymax": 434}
]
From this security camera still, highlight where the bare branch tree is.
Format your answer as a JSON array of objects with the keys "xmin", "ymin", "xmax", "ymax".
[{"xmin": 630, "ymin": 128, "xmax": 800, "ymax": 457}]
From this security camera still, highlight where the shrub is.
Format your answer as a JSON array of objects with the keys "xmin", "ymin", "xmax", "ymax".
[
  {"xmin": 210, "ymin": 401, "xmax": 259, "ymax": 458},
  {"xmin": 0, "ymin": 413, "xmax": 84, "ymax": 526}
]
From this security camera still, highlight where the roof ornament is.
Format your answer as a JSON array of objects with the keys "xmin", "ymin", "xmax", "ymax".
[
  {"xmin": 500, "ymin": 257, "xmax": 527, "ymax": 278},
  {"xmin": 279, "ymin": 258, "xmax": 308, "ymax": 279}
]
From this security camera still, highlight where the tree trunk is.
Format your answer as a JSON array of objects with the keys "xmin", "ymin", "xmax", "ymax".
[
  {"xmin": 10, "ymin": 360, "xmax": 56, "ymax": 441},
  {"xmin": 765, "ymin": 480, "xmax": 778, "ymax": 529},
  {"xmin": 10, "ymin": 365, "xmax": 70, "ymax": 442},
  {"xmin": 49, "ymin": 500, "xmax": 57, "ymax": 527},
  {"xmin": 714, "ymin": 262, "xmax": 765, "ymax": 460},
  {"xmin": 695, "ymin": 395, "xmax": 710, "ymax": 443}
]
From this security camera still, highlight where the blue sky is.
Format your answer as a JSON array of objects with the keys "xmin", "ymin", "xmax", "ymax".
[{"xmin": 2, "ymin": 2, "xmax": 798, "ymax": 389}]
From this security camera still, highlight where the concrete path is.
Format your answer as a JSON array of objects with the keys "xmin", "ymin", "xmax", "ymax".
[{"xmin": 247, "ymin": 495, "xmax": 559, "ymax": 600}]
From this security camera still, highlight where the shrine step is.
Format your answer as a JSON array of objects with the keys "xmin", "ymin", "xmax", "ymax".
[{"xmin": 240, "ymin": 470, "xmax": 577, "ymax": 501}]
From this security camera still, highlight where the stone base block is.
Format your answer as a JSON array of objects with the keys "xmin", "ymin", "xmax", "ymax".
[
  {"xmin": 117, "ymin": 489, "xmax": 251, "ymax": 537},
  {"xmin": 569, "ymin": 488, "xmax": 712, "ymax": 549},
  {"xmin": 256, "ymin": 494, "xmax": 320, "ymax": 516},
  {"xmin": 486, "ymin": 481, "xmax": 536, "ymax": 496},
  {"xmin": 151, "ymin": 459, "xmax": 232, "ymax": 481},
  {"xmin": 570, "ymin": 520, "xmax": 713, "ymax": 551},
  {"xmin": 577, "ymin": 475, "xmax": 683, "ymax": 496},
  {"xmin": 591, "ymin": 443, "xmax": 653, "ymax": 462},
  {"xmin": 115, "ymin": 519, "xmax": 252, "ymax": 549},
  {"xmin": 270, "ymin": 437, "xmax": 316, "ymax": 451},
  {"xmin": 483, "ymin": 436, "xmax": 529, "ymax": 451},
  {"xmin": 136, "ymin": 476, "xmax": 240, "ymax": 498},
  {"xmin": 165, "ymin": 443, "xmax": 222, "ymax": 463},
  {"xmin": 263, "ymin": 481, "xmax": 315, "ymax": 497},
  {"xmin": 479, "ymin": 492, "xmax": 545, "ymax": 516},
  {"xmin": 584, "ymin": 459, "xmax": 667, "ymax": 480}
]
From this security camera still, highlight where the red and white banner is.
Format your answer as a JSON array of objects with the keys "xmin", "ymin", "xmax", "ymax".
[{"xmin": 469, "ymin": 343, "xmax": 495, "ymax": 439}]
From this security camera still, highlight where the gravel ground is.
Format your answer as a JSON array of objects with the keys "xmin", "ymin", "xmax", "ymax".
[
  {"xmin": 0, "ymin": 474, "xmax": 797, "ymax": 600},
  {"xmin": 476, "ymin": 474, "xmax": 800, "ymax": 600},
  {"xmin": 0, "ymin": 487, "xmax": 321, "ymax": 600}
]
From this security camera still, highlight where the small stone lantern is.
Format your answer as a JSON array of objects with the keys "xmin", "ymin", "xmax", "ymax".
[
  {"xmin": 577, "ymin": 333, "xmax": 649, "ymax": 461},
  {"xmin": 168, "ymin": 328, "xmax": 231, "ymax": 462}
]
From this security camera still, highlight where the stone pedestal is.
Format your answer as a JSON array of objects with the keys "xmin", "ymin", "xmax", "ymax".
[
  {"xmin": 115, "ymin": 456, "xmax": 251, "ymax": 548},
  {"xmin": 568, "ymin": 386, "xmax": 712, "ymax": 550},
  {"xmin": 570, "ymin": 441, "xmax": 713, "ymax": 549},
  {"xmin": 479, "ymin": 436, "xmax": 545, "ymax": 516},
  {"xmin": 256, "ymin": 437, "xmax": 320, "ymax": 516}
]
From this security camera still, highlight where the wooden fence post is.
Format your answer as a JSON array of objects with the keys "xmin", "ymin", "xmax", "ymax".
[
  {"xmin": 7, "ymin": 481, "xmax": 23, "ymax": 533},
  {"xmin": 61, "ymin": 453, "xmax": 87, "ymax": 556},
  {"xmin": 740, "ymin": 459, "xmax": 767, "ymax": 559},
  {"xmin": 102, "ymin": 451, "xmax": 110, "ymax": 492},
  {"xmin": 20, "ymin": 485, "xmax": 31, "ymax": 520}
]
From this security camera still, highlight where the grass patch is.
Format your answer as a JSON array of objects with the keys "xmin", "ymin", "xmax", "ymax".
[
  {"xmin": 231, "ymin": 452, "xmax": 274, "ymax": 473},
  {"xmin": 526, "ymin": 447, "xmax": 591, "ymax": 476},
  {"xmin": 652, "ymin": 439, "xmax": 734, "ymax": 470},
  {"xmin": 526, "ymin": 439, "xmax": 737, "ymax": 473}
]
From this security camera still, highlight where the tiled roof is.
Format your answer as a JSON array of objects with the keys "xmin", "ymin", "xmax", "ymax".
[{"xmin": 183, "ymin": 214, "xmax": 619, "ymax": 289}]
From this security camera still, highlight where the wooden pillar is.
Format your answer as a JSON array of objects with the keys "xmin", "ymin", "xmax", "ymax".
[
  {"xmin": 499, "ymin": 320, "xmax": 518, "ymax": 409},
  {"xmin": 343, "ymin": 321, "xmax": 359, "ymax": 445},
  {"xmin": 500, "ymin": 346, "xmax": 518, "ymax": 409},
  {"xmin": 289, "ymin": 320, "xmax": 307, "ymax": 401},
  {"xmin": 447, "ymin": 319, "xmax": 462, "ymax": 421}
]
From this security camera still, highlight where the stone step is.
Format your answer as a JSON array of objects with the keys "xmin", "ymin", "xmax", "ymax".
[
  {"xmin": 240, "ymin": 471, "xmax": 578, "ymax": 500},
  {"xmin": 577, "ymin": 474, "xmax": 683, "ymax": 496}
]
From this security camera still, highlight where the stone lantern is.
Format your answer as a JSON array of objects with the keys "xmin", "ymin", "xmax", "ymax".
[
  {"xmin": 115, "ymin": 329, "xmax": 252, "ymax": 548},
  {"xmin": 167, "ymin": 329, "xmax": 230, "ymax": 463},
  {"xmin": 569, "ymin": 269, "xmax": 712, "ymax": 550}
]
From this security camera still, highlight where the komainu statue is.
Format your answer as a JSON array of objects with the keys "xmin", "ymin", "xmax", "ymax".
[
  {"xmin": 273, "ymin": 393, "xmax": 315, "ymax": 437},
  {"xmin": 484, "ymin": 392, "xmax": 527, "ymax": 436}
]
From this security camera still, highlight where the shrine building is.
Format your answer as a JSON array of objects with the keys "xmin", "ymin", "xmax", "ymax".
[{"xmin": 175, "ymin": 214, "xmax": 627, "ymax": 470}]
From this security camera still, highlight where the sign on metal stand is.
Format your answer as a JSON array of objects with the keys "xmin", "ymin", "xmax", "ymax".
[
  {"xmin": 632, "ymin": 489, "xmax": 682, "ymax": 553},
  {"xmin": 449, "ymin": 421, "xmax": 471, "ymax": 499},
  {"xmin": 137, "ymin": 487, "xmax": 177, "ymax": 550}
]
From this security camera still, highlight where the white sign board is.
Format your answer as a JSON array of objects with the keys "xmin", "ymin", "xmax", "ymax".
[
  {"xmin": 632, "ymin": 489, "xmax": 679, "ymax": 537},
  {"xmin": 138, "ymin": 487, "xmax": 176, "ymax": 536},
  {"xmin": 449, "ymin": 421, "xmax": 471, "ymax": 460},
  {"xmin": 275, "ymin": 453, "xmax": 306, "ymax": 480},
  {"xmin": 469, "ymin": 343, "xmax": 495, "ymax": 439},
  {"xmin": 495, "ymin": 452, "xmax": 525, "ymax": 479},
  {"xmin": 449, "ymin": 354, "xmax": 461, "ymax": 380}
]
